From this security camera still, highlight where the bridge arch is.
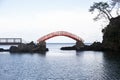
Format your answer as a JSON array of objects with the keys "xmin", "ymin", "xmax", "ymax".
[{"xmin": 37, "ymin": 31, "xmax": 83, "ymax": 43}]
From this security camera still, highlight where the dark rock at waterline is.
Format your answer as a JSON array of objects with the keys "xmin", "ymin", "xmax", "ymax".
[
  {"xmin": 88, "ymin": 42, "xmax": 103, "ymax": 51},
  {"xmin": 102, "ymin": 16, "xmax": 120, "ymax": 52},
  {"xmin": 9, "ymin": 41, "xmax": 48, "ymax": 53},
  {"xmin": 0, "ymin": 48, "xmax": 4, "ymax": 51},
  {"xmin": 10, "ymin": 46, "xmax": 19, "ymax": 53},
  {"xmin": 75, "ymin": 41, "xmax": 85, "ymax": 50},
  {"xmin": 0, "ymin": 48, "xmax": 9, "ymax": 52},
  {"xmin": 61, "ymin": 41, "xmax": 85, "ymax": 51},
  {"xmin": 61, "ymin": 42, "xmax": 111, "ymax": 51},
  {"xmin": 61, "ymin": 46, "xmax": 76, "ymax": 50}
]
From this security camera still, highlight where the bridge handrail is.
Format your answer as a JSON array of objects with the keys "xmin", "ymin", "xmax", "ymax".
[
  {"xmin": 0, "ymin": 38, "xmax": 22, "ymax": 43},
  {"xmin": 37, "ymin": 31, "xmax": 84, "ymax": 42}
]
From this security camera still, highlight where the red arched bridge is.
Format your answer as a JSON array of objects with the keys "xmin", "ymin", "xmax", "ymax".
[{"xmin": 37, "ymin": 31, "xmax": 83, "ymax": 43}]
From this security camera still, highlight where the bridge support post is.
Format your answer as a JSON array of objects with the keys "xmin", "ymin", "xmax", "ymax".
[
  {"xmin": 6, "ymin": 38, "xmax": 8, "ymax": 43},
  {"xmin": 75, "ymin": 41, "xmax": 84, "ymax": 50},
  {"xmin": 37, "ymin": 41, "xmax": 48, "ymax": 51},
  {"xmin": 13, "ymin": 38, "xmax": 16, "ymax": 43}
]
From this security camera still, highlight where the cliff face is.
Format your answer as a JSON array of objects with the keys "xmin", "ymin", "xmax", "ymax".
[{"xmin": 102, "ymin": 16, "xmax": 120, "ymax": 51}]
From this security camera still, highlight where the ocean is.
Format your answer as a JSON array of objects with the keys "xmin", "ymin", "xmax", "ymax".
[{"xmin": 0, "ymin": 43, "xmax": 120, "ymax": 80}]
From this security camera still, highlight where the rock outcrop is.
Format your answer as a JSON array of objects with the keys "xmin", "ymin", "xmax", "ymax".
[
  {"xmin": 61, "ymin": 41, "xmax": 85, "ymax": 50},
  {"xmin": 0, "ymin": 48, "xmax": 4, "ymax": 51},
  {"xmin": 10, "ymin": 41, "xmax": 48, "ymax": 53},
  {"xmin": 61, "ymin": 42, "xmax": 104, "ymax": 51},
  {"xmin": 102, "ymin": 16, "xmax": 120, "ymax": 51}
]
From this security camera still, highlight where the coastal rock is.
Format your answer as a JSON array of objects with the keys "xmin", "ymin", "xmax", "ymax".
[
  {"xmin": 33, "ymin": 41, "xmax": 49, "ymax": 52},
  {"xmin": 75, "ymin": 41, "xmax": 84, "ymax": 50},
  {"xmin": 0, "ymin": 48, "xmax": 5, "ymax": 52},
  {"xmin": 10, "ymin": 46, "xmax": 19, "ymax": 53},
  {"xmin": 61, "ymin": 41, "xmax": 85, "ymax": 50},
  {"xmin": 61, "ymin": 42, "xmax": 104, "ymax": 51},
  {"xmin": 61, "ymin": 46, "xmax": 76, "ymax": 50},
  {"xmin": 89, "ymin": 42, "xmax": 103, "ymax": 51},
  {"xmin": 102, "ymin": 16, "xmax": 120, "ymax": 51},
  {"xmin": 9, "ymin": 41, "xmax": 48, "ymax": 53}
]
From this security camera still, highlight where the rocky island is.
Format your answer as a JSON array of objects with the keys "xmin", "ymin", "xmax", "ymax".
[
  {"xmin": 9, "ymin": 41, "xmax": 48, "ymax": 53},
  {"xmin": 0, "ymin": 41, "xmax": 48, "ymax": 53}
]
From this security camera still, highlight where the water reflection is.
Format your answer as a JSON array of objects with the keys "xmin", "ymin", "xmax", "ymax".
[
  {"xmin": 101, "ymin": 51, "xmax": 120, "ymax": 80},
  {"xmin": 75, "ymin": 51, "xmax": 120, "ymax": 80},
  {"xmin": 75, "ymin": 51, "xmax": 106, "ymax": 80},
  {"xmin": 0, "ymin": 44, "xmax": 120, "ymax": 79},
  {"xmin": 10, "ymin": 52, "xmax": 46, "ymax": 57},
  {"xmin": 76, "ymin": 51, "xmax": 104, "ymax": 61}
]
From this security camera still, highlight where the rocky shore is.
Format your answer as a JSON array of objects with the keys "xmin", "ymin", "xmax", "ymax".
[
  {"xmin": 10, "ymin": 41, "xmax": 48, "ymax": 53},
  {"xmin": 61, "ymin": 16, "xmax": 120, "ymax": 52},
  {"xmin": 0, "ymin": 41, "xmax": 48, "ymax": 53},
  {"xmin": 61, "ymin": 42, "xmax": 114, "ymax": 51}
]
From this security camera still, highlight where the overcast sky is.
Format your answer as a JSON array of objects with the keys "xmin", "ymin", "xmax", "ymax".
[{"xmin": 0, "ymin": 0, "xmax": 108, "ymax": 43}]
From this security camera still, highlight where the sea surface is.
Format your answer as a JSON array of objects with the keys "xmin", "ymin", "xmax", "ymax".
[{"xmin": 0, "ymin": 43, "xmax": 120, "ymax": 80}]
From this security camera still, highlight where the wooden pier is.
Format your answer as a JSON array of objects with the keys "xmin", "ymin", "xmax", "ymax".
[{"xmin": 0, "ymin": 38, "xmax": 22, "ymax": 45}]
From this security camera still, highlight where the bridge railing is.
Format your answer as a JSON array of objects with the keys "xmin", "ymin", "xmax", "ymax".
[
  {"xmin": 37, "ymin": 31, "xmax": 83, "ymax": 42},
  {"xmin": 0, "ymin": 38, "xmax": 22, "ymax": 45}
]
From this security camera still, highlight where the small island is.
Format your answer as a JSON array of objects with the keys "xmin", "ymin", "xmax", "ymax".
[{"xmin": 0, "ymin": 41, "xmax": 48, "ymax": 53}]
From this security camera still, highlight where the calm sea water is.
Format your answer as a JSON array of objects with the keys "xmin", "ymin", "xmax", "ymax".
[{"xmin": 0, "ymin": 43, "xmax": 120, "ymax": 80}]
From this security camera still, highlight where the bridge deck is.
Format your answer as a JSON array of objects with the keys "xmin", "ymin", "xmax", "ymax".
[{"xmin": 0, "ymin": 38, "xmax": 22, "ymax": 45}]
